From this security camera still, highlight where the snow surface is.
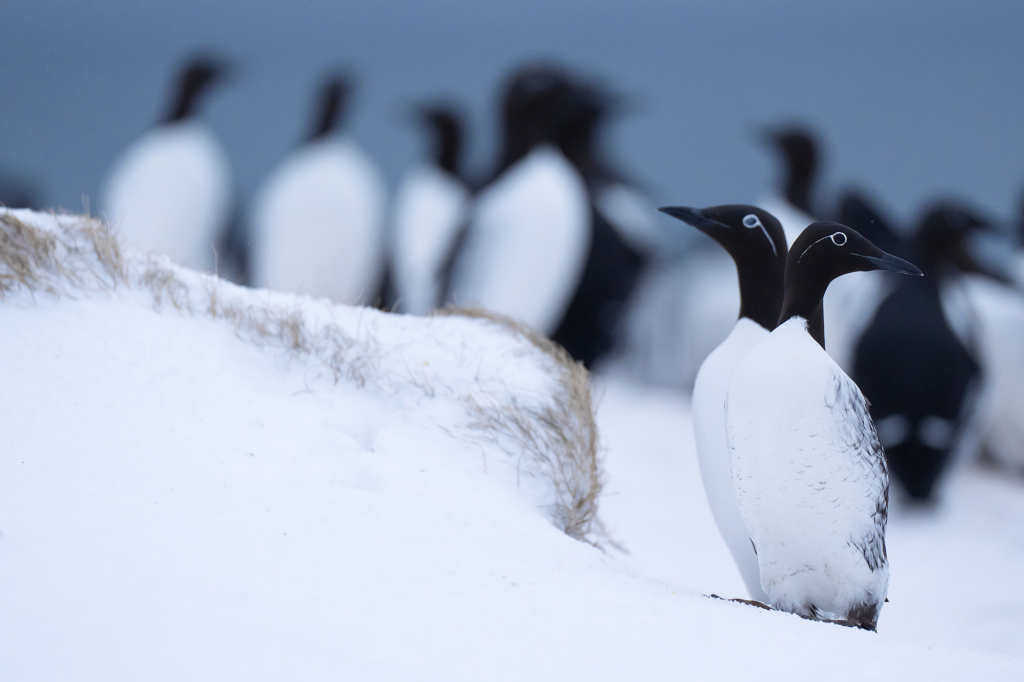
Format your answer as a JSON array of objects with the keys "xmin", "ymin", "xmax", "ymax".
[{"xmin": 2, "ymin": 210, "xmax": 1023, "ymax": 680}]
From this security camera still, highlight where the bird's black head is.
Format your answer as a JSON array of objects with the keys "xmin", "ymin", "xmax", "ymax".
[
  {"xmin": 412, "ymin": 104, "xmax": 463, "ymax": 177},
  {"xmin": 308, "ymin": 73, "xmax": 353, "ymax": 142},
  {"xmin": 782, "ymin": 221, "xmax": 922, "ymax": 347},
  {"xmin": 913, "ymin": 202, "xmax": 1015, "ymax": 284},
  {"xmin": 760, "ymin": 125, "xmax": 820, "ymax": 215},
  {"xmin": 497, "ymin": 63, "xmax": 577, "ymax": 172},
  {"xmin": 659, "ymin": 204, "xmax": 789, "ymax": 330},
  {"xmin": 165, "ymin": 56, "xmax": 231, "ymax": 123}
]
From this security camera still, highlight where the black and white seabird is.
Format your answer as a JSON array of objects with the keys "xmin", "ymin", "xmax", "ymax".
[
  {"xmin": 659, "ymin": 205, "xmax": 788, "ymax": 603},
  {"xmin": 251, "ymin": 73, "xmax": 387, "ymax": 305},
  {"xmin": 726, "ymin": 222, "xmax": 921, "ymax": 630},
  {"xmin": 392, "ymin": 105, "xmax": 471, "ymax": 315},
  {"xmin": 854, "ymin": 204, "xmax": 1012, "ymax": 500},
  {"xmin": 446, "ymin": 64, "xmax": 590, "ymax": 334},
  {"xmin": 103, "ymin": 56, "xmax": 233, "ymax": 270}
]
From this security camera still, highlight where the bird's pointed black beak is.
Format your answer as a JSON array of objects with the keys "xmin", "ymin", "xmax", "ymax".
[
  {"xmin": 658, "ymin": 206, "xmax": 727, "ymax": 234},
  {"xmin": 858, "ymin": 251, "xmax": 923, "ymax": 276}
]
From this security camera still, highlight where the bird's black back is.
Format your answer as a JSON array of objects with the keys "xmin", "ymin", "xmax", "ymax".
[{"xmin": 551, "ymin": 203, "xmax": 646, "ymax": 367}]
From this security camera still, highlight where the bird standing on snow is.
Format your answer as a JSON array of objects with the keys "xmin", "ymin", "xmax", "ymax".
[
  {"xmin": 103, "ymin": 57, "xmax": 233, "ymax": 271},
  {"xmin": 446, "ymin": 64, "xmax": 590, "ymax": 335},
  {"xmin": 251, "ymin": 73, "xmax": 387, "ymax": 305},
  {"xmin": 727, "ymin": 222, "xmax": 921, "ymax": 630},
  {"xmin": 392, "ymin": 105, "xmax": 471, "ymax": 315},
  {"xmin": 659, "ymin": 205, "xmax": 788, "ymax": 603}
]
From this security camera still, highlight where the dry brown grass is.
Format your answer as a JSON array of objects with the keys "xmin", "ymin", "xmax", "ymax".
[
  {"xmin": 0, "ymin": 211, "xmax": 126, "ymax": 297},
  {"xmin": 435, "ymin": 306, "xmax": 603, "ymax": 543},
  {"xmin": 0, "ymin": 210, "xmax": 605, "ymax": 543}
]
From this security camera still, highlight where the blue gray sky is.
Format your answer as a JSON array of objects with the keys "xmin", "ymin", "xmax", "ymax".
[{"xmin": 2, "ymin": 0, "xmax": 1023, "ymax": 229}]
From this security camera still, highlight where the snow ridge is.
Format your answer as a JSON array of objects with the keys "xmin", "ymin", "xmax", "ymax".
[{"xmin": 0, "ymin": 208, "xmax": 603, "ymax": 542}]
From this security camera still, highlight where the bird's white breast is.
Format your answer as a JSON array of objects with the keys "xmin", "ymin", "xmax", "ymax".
[
  {"xmin": 251, "ymin": 138, "xmax": 387, "ymax": 304},
  {"xmin": 103, "ymin": 121, "xmax": 231, "ymax": 271},
  {"xmin": 449, "ymin": 145, "xmax": 590, "ymax": 334},
  {"xmin": 392, "ymin": 165, "xmax": 470, "ymax": 315},
  {"xmin": 964, "ymin": 275, "xmax": 1024, "ymax": 469},
  {"xmin": 726, "ymin": 318, "xmax": 888, "ymax": 617},
  {"xmin": 691, "ymin": 316, "xmax": 770, "ymax": 601}
]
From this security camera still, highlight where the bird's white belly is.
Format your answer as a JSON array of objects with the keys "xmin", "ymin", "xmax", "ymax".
[
  {"xmin": 691, "ymin": 317, "xmax": 769, "ymax": 601},
  {"xmin": 964, "ymin": 275, "xmax": 1024, "ymax": 468},
  {"xmin": 727, "ymin": 319, "xmax": 889, "ymax": 617},
  {"xmin": 103, "ymin": 122, "xmax": 231, "ymax": 271},
  {"xmin": 449, "ymin": 146, "xmax": 590, "ymax": 334},
  {"xmin": 392, "ymin": 166, "xmax": 469, "ymax": 315},
  {"xmin": 252, "ymin": 139, "xmax": 386, "ymax": 304}
]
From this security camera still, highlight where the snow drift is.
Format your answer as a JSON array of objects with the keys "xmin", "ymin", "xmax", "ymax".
[
  {"xmin": 0, "ymin": 208, "xmax": 602, "ymax": 541},
  {"xmin": 2, "ymin": 209, "xmax": 1021, "ymax": 680}
]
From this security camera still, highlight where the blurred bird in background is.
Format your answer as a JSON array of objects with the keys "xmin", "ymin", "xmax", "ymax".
[
  {"xmin": 853, "ymin": 203, "xmax": 1015, "ymax": 501},
  {"xmin": 251, "ymin": 72, "xmax": 388, "ymax": 305},
  {"xmin": 103, "ymin": 56, "xmax": 234, "ymax": 271},
  {"xmin": 391, "ymin": 104, "xmax": 471, "ymax": 315},
  {"xmin": 445, "ymin": 64, "xmax": 591, "ymax": 335}
]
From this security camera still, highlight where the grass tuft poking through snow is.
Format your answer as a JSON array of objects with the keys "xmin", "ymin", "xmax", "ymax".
[
  {"xmin": 436, "ymin": 306, "xmax": 603, "ymax": 542},
  {"xmin": 0, "ymin": 208, "xmax": 604, "ymax": 542}
]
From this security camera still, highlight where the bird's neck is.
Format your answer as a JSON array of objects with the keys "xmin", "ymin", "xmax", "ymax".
[
  {"xmin": 165, "ymin": 84, "xmax": 205, "ymax": 123},
  {"xmin": 309, "ymin": 97, "xmax": 344, "ymax": 142},
  {"xmin": 786, "ymin": 169, "xmax": 815, "ymax": 216},
  {"xmin": 737, "ymin": 255, "xmax": 785, "ymax": 332},
  {"xmin": 436, "ymin": 127, "xmax": 461, "ymax": 177},
  {"xmin": 779, "ymin": 278, "xmax": 828, "ymax": 349}
]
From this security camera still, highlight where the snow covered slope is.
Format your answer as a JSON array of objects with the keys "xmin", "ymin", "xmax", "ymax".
[{"xmin": 1, "ymin": 210, "xmax": 1021, "ymax": 680}]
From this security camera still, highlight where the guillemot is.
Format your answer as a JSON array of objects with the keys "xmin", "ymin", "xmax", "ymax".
[
  {"xmin": 854, "ymin": 203, "xmax": 1012, "ymax": 500},
  {"xmin": 103, "ymin": 56, "xmax": 233, "ymax": 271},
  {"xmin": 658, "ymin": 204, "xmax": 788, "ymax": 603},
  {"xmin": 726, "ymin": 222, "xmax": 921, "ymax": 630},
  {"xmin": 250, "ymin": 72, "xmax": 387, "ymax": 304},
  {"xmin": 445, "ymin": 64, "xmax": 590, "ymax": 334},
  {"xmin": 392, "ymin": 104, "xmax": 470, "ymax": 315}
]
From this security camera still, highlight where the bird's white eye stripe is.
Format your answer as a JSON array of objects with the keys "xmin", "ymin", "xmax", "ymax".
[
  {"xmin": 798, "ymin": 231, "xmax": 848, "ymax": 262},
  {"xmin": 743, "ymin": 213, "xmax": 778, "ymax": 257}
]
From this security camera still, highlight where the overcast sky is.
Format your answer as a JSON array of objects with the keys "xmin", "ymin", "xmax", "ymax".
[{"xmin": 2, "ymin": 0, "xmax": 1023, "ymax": 230}]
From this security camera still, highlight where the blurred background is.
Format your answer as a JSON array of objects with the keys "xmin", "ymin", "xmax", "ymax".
[
  {"xmin": 4, "ymin": 1, "xmax": 1024, "ymax": 658},
  {"xmin": 3, "ymin": 0, "xmax": 1024, "ymax": 222}
]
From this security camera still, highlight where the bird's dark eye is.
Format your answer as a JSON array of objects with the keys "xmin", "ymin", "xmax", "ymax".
[
  {"xmin": 742, "ymin": 214, "xmax": 762, "ymax": 229},
  {"xmin": 830, "ymin": 232, "xmax": 847, "ymax": 246}
]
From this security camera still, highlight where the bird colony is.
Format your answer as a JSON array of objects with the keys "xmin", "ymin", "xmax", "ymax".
[{"xmin": 3, "ymin": 53, "xmax": 1024, "ymax": 679}]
